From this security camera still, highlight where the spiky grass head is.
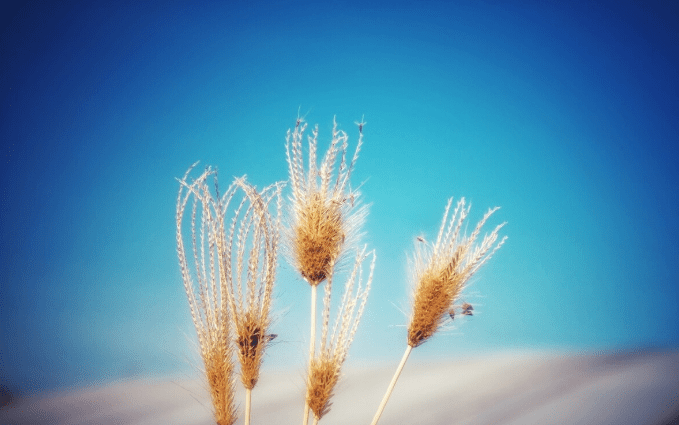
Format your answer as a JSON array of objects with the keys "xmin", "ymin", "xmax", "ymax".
[
  {"xmin": 177, "ymin": 163, "xmax": 283, "ymax": 422},
  {"xmin": 235, "ymin": 313, "xmax": 271, "ymax": 389},
  {"xmin": 306, "ymin": 356, "xmax": 340, "ymax": 420},
  {"xmin": 204, "ymin": 344, "xmax": 238, "ymax": 425},
  {"xmin": 407, "ymin": 198, "xmax": 506, "ymax": 348},
  {"xmin": 306, "ymin": 247, "xmax": 374, "ymax": 420},
  {"xmin": 220, "ymin": 179, "xmax": 283, "ymax": 390},
  {"xmin": 284, "ymin": 117, "xmax": 368, "ymax": 287},
  {"xmin": 176, "ymin": 164, "xmax": 238, "ymax": 425},
  {"xmin": 293, "ymin": 191, "xmax": 345, "ymax": 283}
]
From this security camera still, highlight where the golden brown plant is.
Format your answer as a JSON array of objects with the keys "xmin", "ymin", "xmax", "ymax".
[
  {"xmin": 284, "ymin": 116, "xmax": 367, "ymax": 287},
  {"xmin": 306, "ymin": 247, "xmax": 374, "ymax": 424},
  {"xmin": 176, "ymin": 165, "xmax": 238, "ymax": 425},
  {"xmin": 407, "ymin": 197, "xmax": 506, "ymax": 347},
  {"xmin": 221, "ymin": 179, "xmax": 283, "ymax": 425},
  {"xmin": 283, "ymin": 117, "xmax": 368, "ymax": 425},
  {"xmin": 174, "ymin": 115, "xmax": 507, "ymax": 425},
  {"xmin": 370, "ymin": 197, "xmax": 506, "ymax": 425},
  {"xmin": 176, "ymin": 164, "xmax": 282, "ymax": 425}
]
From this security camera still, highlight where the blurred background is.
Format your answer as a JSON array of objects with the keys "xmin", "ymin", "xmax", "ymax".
[{"xmin": 1, "ymin": 0, "xmax": 678, "ymax": 399}]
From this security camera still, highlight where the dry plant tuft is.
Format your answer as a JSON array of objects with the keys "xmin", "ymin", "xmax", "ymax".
[
  {"xmin": 176, "ymin": 165, "xmax": 238, "ymax": 425},
  {"xmin": 176, "ymin": 165, "xmax": 283, "ymax": 425},
  {"xmin": 175, "ymin": 115, "xmax": 507, "ymax": 425},
  {"xmin": 370, "ymin": 197, "xmax": 506, "ymax": 425},
  {"xmin": 284, "ymin": 116, "xmax": 367, "ymax": 287},
  {"xmin": 306, "ymin": 247, "xmax": 374, "ymax": 424},
  {"xmin": 222, "ymin": 179, "xmax": 282, "ymax": 390},
  {"xmin": 408, "ymin": 198, "xmax": 506, "ymax": 347},
  {"xmin": 223, "ymin": 179, "xmax": 283, "ymax": 425},
  {"xmin": 283, "ymin": 116, "xmax": 369, "ymax": 425},
  {"xmin": 293, "ymin": 191, "xmax": 345, "ymax": 283},
  {"xmin": 306, "ymin": 357, "xmax": 339, "ymax": 422}
]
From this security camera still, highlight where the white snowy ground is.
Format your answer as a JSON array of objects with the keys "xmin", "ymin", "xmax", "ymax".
[{"xmin": 2, "ymin": 349, "xmax": 678, "ymax": 425}]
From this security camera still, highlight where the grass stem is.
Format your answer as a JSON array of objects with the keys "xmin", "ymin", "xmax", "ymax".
[
  {"xmin": 303, "ymin": 283, "xmax": 318, "ymax": 425},
  {"xmin": 245, "ymin": 388, "xmax": 251, "ymax": 425},
  {"xmin": 370, "ymin": 345, "xmax": 413, "ymax": 425}
]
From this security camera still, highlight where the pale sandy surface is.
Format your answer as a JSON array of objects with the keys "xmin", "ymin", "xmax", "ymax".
[{"xmin": 2, "ymin": 350, "xmax": 678, "ymax": 425}]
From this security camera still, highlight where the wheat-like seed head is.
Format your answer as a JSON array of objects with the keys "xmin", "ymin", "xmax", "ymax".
[
  {"xmin": 177, "ymin": 164, "xmax": 283, "ymax": 421},
  {"xmin": 176, "ymin": 164, "xmax": 238, "ymax": 425},
  {"xmin": 234, "ymin": 312, "xmax": 270, "ymax": 390},
  {"xmin": 204, "ymin": 344, "xmax": 238, "ymax": 425},
  {"xmin": 306, "ymin": 247, "xmax": 375, "ymax": 421},
  {"xmin": 217, "ymin": 178, "xmax": 283, "ymax": 390},
  {"xmin": 306, "ymin": 356, "xmax": 340, "ymax": 420},
  {"xmin": 407, "ymin": 198, "xmax": 506, "ymax": 348},
  {"xmin": 284, "ymin": 117, "xmax": 368, "ymax": 287}
]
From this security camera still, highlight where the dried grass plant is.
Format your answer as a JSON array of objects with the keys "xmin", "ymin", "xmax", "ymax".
[
  {"xmin": 306, "ymin": 246, "xmax": 374, "ymax": 424},
  {"xmin": 176, "ymin": 164, "xmax": 282, "ymax": 425},
  {"xmin": 220, "ymin": 179, "xmax": 283, "ymax": 425},
  {"xmin": 283, "ymin": 117, "xmax": 368, "ymax": 424},
  {"xmin": 175, "ymin": 116, "xmax": 507, "ymax": 425},
  {"xmin": 176, "ymin": 165, "xmax": 238, "ymax": 425},
  {"xmin": 370, "ymin": 197, "xmax": 507, "ymax": 425}
]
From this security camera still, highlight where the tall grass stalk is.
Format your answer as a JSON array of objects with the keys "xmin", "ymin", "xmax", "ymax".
[
  {"xmin": 370, "ymin": 197, "xmax": 506, "ymax": 425},
  {"xmin": 283, "ymin": 117, "xmax": 368, "ymax": 424},
  {"xmin": 220, "ymin": 179, "xmax": 283, "ymax": 425},
  {"xmin": 177, "ymin": 165, "xmax": 282, "ymax": 425},
  {"xmin": 306, "ymin": 247, "xmax": 374, "ymax": 424},
  {"xmin": 176, "ymin": 165, "xmax": 238, "ymax": 425}
]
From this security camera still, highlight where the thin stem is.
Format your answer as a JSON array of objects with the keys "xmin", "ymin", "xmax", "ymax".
[
  {"xmin": 245, "ymin": 388, "xmax": 252, "ymax": 425},
  {"xmin": 302, "ymin": 283, "xmax": 318, "ymax": 425},
  {"xmin": 370, "ymin": 345, "xmax": 413, "ymax": 425},
  {"xmin": 310, "ymin": 283, "xmax": 318, "ymax": 365}
]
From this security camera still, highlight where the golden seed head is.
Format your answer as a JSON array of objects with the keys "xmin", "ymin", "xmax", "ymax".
[
  {"xmin": 224, "ymin": 179, "xmax": 282, "ymax": 391},
  {"xmin": 306, "ymin": 356, "xmax": 340, "ymax": 420},
  {"xmin": 284, "ymin": 117, "xmax": 368, "ymax": 286},
  {"xmin": 176, "ymin": 165, "xmax": 240, "ymax": 425},
  {"xmin": 177, "ymin": 165, "xmax": 282, "ymax": 421},
  {"xmin": 294, "ymin": 192, "xmax": 345, "ymax": 285},
  {"xmin": 408, "ymin": 264, "xmax": 465, "ymax": 347},
  {"xmin": 306, "ymin": 247, "xmax": 374, "ymax": 420},
  {"xmin": 235, "ymin": 313, "xmax": 270, "ymax": 390},
  {"xmin": 407, "ymin": 198, "xmax": 506, "ymax": 348},
  {"xmin": 204, "ymin": 347, "xmax": 238, "ymax": 425}
]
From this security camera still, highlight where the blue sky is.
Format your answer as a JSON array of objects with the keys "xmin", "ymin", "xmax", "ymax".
[{"xmin": 1, "ymin": 0, "xmax": 678, "ymax": 396}]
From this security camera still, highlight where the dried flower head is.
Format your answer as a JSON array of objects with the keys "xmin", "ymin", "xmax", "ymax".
[
  {"xmin": 176, "ymin": 164, "xmax": 283, "ymax": 424},
  {"xmin": 176, "ymin": 164, "xmax": 238, "ymax": 425},
  {"xmin": 407, "ymin": 198, "xmax": 506, "ymax": 348},
  {"xmin": 306, "ymin": 247, "xmax": 374, "ymax": 421},
  {"xmin": 221, "ymin": 179, "xmax": 283, "ymax": 390},
  {"xmin": 284, "ymin": 117, "xmax": 368, "ymax": 287}
]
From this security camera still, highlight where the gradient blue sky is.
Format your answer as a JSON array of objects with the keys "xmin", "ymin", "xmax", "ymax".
[{"xmin": 2, "ymin": 0, "xmax": 678, "ymax": 396}]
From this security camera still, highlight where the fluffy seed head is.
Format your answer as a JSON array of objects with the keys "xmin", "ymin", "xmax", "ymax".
[
  {"xmin": 306, "ymin": 247, "xmax": 374, "ymax": 420},
  {"xmin": 294, "ymin": 192, "xmax": 344, "ymax": 283},
  {"xmin": 306, "ymin": 356, "xmax": 340, "ymax": 420},
  {"xmin": 176, "ymin": 164, "xmax": 238, "ymax": 425},
  {"xmin": 235, "ymin": 313, "xmax": 269, "ymax": 389},
  {"xmin": 176, "ymin": 164, "xmax": 283, "ymax": 421},
  {"xmin": 204, "ymin": 345, "xmax": 238, "ymax": 425},
  {"xmin": 284, "ymin": 117, "xmax": 368, "ymax": 286},
  {"xmin": 220, "ymin": 178, "xmax": 283, "ymax": 390},
  {"xmin": 407, "ymin": 198, "xmax": 506, "ymax": 348}
]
